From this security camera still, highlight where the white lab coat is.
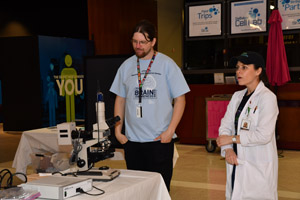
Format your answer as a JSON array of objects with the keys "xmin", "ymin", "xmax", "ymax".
[{"xmin": 219, "ymin": 81, "xmax": 279, "ymax": 200}]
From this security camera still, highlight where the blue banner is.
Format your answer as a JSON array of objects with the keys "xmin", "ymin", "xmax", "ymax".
[{"xmin": 38, "ymin": 36, "xmax": 94, "ymax": 127}]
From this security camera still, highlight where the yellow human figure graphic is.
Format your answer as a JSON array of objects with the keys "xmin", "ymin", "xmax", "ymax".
[{"xmin": 60, "ymin": 54, "xmax": 77, "ymax": 122}]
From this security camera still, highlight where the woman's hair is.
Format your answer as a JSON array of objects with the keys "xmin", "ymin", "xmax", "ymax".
[
  {"xmin": 254, "ymin": 64, "xmax": 270, "ymax": 87},
  {"xmin": 132, "ymin": 20, "xmax": 157, "ymax": 42}
]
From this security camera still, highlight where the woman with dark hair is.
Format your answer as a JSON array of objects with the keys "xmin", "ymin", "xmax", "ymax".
[{"xmin": 216, "ymin": 51, "xmax": 279, "ymax": 200}]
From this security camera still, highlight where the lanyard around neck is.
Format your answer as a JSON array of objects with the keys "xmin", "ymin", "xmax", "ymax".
[{"xmin": 137, "ymin": 51, "xmax": 156, "ymax": 103}]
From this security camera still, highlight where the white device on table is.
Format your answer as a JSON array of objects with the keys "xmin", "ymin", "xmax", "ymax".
[
  {"xmin": 57, "ymin": 92, "xmax": 120, "ymax": 181},
  {"xmin": 21, "ymin": 176, "xmax": 92, "ymax": 199},
  {"xmin": 57, "ymin": 122, "xmax": 76, "ymax": 145}
]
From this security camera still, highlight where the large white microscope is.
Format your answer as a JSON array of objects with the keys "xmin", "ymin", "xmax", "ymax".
[{"xmin": 57, "ymin": 92, "xmax": 120, "ymax": 181}]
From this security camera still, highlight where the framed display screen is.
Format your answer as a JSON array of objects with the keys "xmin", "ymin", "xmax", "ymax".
[
  {"xmin": 278, "ymin": 0, "xmax": 300, "ymax": 31},
  {"xmin": 230, "ymin": 0, "xmax": 268, "ymax": 35},
  {"xmin": 186, "ymin": 1, "xmax": 224, "ymax": 39}
]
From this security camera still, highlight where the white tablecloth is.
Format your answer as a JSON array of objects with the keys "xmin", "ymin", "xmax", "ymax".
[
  {"xmin": 12, "ymin": 127, "xmax": 63, "ymax": 174},
  {"xmin": 13, "ymin": 128, "xmax": 172, "ymax": 199},
  {"xmin": 12, "ymin": 127, "xmax": 179, "ymax": 175},
  {"xmin": 69, "ymin": 169, "xmax": 171, "ymax": 200}
]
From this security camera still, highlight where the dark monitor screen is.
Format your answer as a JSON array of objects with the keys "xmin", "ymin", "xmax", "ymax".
[{"xmin": 84, "ymin": 55, "xmax": 129, "ymax": 146}]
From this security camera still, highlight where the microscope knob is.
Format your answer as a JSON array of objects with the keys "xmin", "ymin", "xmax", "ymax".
[{"xmin": 77, "ymin": 158, "xmax": 86, "ymax": 168}]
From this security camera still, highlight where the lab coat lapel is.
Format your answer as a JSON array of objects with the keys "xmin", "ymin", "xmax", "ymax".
[{"xmin": 237, "ymin": 81, "xmax": 264, "ymax": 137}]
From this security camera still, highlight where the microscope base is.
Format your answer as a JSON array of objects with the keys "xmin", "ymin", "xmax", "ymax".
[{"xmin": 76, "ymin": 168, "xmax": 121, "ymax": 182}]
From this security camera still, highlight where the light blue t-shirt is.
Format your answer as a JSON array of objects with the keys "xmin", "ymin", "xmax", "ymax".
[{"xmin": 110, "ymin": 52, "xmax": 190, "ymax": 142}]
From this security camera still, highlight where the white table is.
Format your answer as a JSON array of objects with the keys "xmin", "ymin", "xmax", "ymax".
[
  {"xmin": 13, "ymin": 127, "xmax": 179, "ymax": 175},
  {"xmin": 25, "ymin": 169, "xmax": 170, "ymax": 200},
  {"xmin": 13, "ymin": 127, "xmax": 64, "ymax": 174},
  {"xmin": 68, "ymin": 169, "xmax": 171, "ymax": 200},
  {"xmin": 13, "ymin": 127, "xmax": 171, "ymax": 199}
]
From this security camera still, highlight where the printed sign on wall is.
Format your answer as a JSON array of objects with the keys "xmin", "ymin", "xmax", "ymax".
[
  {"xmin": 231, "ymin": 0, "xmax": 267, "ymax": 34},
  {"xmin": 278, "ymin": 0, "xmax": 300, "ymax": 30},
  {"xmin": 189, "ymin": 4, "xmax": 222, "ymax": 37}
]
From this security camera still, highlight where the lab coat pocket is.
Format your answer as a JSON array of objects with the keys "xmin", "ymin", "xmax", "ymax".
[
  {"xmin": 249, "ymin": 108, "xmax": 259, "ymax": 128},
  {"xmin": 242, "ymin": 161, "xmax": 274, "ymax": 200}
]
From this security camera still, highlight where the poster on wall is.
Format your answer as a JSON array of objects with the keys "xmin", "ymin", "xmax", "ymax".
[
  {"xmin": 230, "ymin": 0, "xmax": 267, "ymax": 34},
  {"xmin": 278, "ymin": 0, "xmax": 300, "ymax": 30},
  {"xmin": 188, "ymin": 3, "xmax": 222, "ymax": 37},
  {"xmin": 38, "ymin": 36, "xmax": 94, "ymax": 127}
]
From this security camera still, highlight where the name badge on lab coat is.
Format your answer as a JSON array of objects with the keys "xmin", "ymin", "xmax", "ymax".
[{"xmin": 241, "ymin": 119, "xmax": 251, "ymax": 130}]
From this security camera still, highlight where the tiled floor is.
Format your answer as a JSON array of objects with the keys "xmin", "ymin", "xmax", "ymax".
[
  {"xmin": 1, "ymin": 123, "xmax": 300, "ymax": 199},
  {"xmin": 170, "ymin": 145, "xmax": 300, "ymax": 200}
]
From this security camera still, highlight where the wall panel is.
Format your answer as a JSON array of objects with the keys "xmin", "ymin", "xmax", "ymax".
[{"xmin": 88, "ymin": 0, "xmax": 157, "ymax": 55}]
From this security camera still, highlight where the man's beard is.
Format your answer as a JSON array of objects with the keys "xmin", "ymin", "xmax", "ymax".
[{"xmin": 135, "ymin": 48, "xmax": 152, "ymax": 59}]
